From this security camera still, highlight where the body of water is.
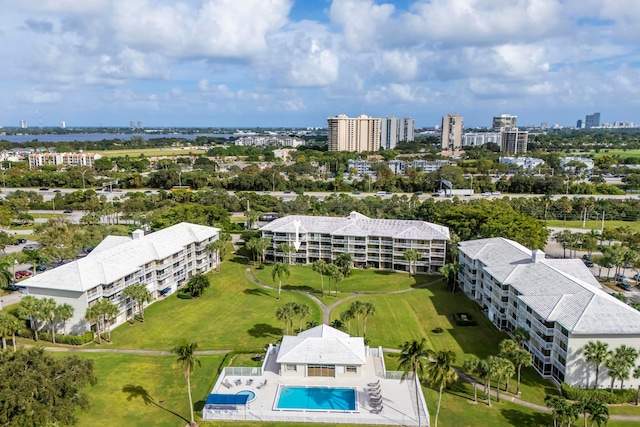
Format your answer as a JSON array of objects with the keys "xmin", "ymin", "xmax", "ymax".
[{"xmin": 0, "ymin": 133, "xmax": 231, "ymax": 143}]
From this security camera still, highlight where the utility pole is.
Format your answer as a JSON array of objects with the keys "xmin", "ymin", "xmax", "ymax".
[{"xmin": 601, "ymin": 211, "xmax": 605, "ymax": 234}]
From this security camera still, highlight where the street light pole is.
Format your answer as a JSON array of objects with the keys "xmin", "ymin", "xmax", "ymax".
[
  {"xmin": 81, "ymin": 169, "xmax": 88, "ymax": 190},
  {"xmin": 178, "ymin": 171, "xmax": 182, "ymax": 187}
]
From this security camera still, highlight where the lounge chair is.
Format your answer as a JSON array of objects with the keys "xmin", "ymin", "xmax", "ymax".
[
  {"xmin": 370, "ymin": 405, "xmax": 384, "ymax": 414},
  {"xmin": 368, "ymin": 379, "xmax": 380, "ymax": 387},
  {"xmin": 235, "ymin": 378, "xmax": 242, "ymax": 386},
  {"xmin": 257, "ymin": 379, "xmax": 268, "ymax": 389},
  {"xmin": 367, "ymin": 386, "xmax": 380, "ymax": 393},
  {"xmin": 246, "ymin": 378, "xmax": 254, "ymax": 386},
  {"xmin": 222, "ymin": 379, "xmax": 233, "ymax": 388}
]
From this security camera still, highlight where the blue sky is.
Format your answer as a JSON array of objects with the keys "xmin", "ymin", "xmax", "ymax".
[{"xmin": 0, "ymin": 0, "xmax": 639, "ymax": 128}]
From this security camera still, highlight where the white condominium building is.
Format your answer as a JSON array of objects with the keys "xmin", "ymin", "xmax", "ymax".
[
  {"xmin": 458, "ymin": 237, "xmax": 640, "ymax": 388},
  {"xmin": 462, "ymin": 132, "xmax": 501, "ymax": 147},
  {"xmin": 381, "ymin": 117, "xmax": 415, "ymax": 150},
  {"xmin": 22, "ymin": 222, "xmax": 220, "ymax": 335},
  {"xmin": 328, "ymin": 114, "xmax": 381, "ymax": 152},
  {"xmin": 234, "ymin": 135, "xmax": 305, "ymax": 147},
  {"xmin": 441, "ymin": 114, "xmax": 463, "ymax": 151},
  {"xmin": 492, "ymin": 114, "xmax": 517, "ymax": 131},
  {"xmin": 28, "ymin": 152, "xmax": 103, "ymax": 169},
  {"xmin": 260, "ymin": 212, "xmax": 450, "ymax": 273}
]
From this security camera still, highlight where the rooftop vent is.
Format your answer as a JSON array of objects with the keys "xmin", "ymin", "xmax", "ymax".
[
  {"xmin": 132, "ymin": 229, "xmax": 145, "ymax": 240},
  {"xmin": 532, "ymin": 249, "xmax": 545, "ymax": 263}
]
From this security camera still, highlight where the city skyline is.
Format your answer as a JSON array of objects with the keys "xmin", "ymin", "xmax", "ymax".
[{"xmin": 0, "ymin": 0, "xmax": 639, "ymax": 128}]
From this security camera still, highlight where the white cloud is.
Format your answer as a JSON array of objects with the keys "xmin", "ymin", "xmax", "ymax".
[
  {"xmin": 329, "ymin": 0, "xmax": 395, "ymax": 52},
  {"xmin": 19, "ymin": 89, "xmax": 61, "ymax": 104}
]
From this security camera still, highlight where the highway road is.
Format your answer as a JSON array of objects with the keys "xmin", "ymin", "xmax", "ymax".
[{"xmin": 0, "ymin": 186, "xmax": 638, "ymax": 203}]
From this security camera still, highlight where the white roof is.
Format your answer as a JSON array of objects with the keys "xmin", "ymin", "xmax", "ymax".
[
  {"xmin": 276, "ymin": 324, "xmax": 366, "ymax": 365},
  {"xmin": 261, "ymin": 211, "xmax": 450, "ymax": 241},
  {"xmin": 462, "ymin": 237, "xmax": 640, "ymax": 335},
  {"xmin": 22, "ymin": 222, "xmax": 219, "ymax": 293}
]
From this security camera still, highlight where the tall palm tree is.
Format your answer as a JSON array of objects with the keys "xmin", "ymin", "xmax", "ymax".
[
  {"xmin": 172, "ymin": 339, "xmax": 201, "ymax": 427},
  {"xmin": 331, "ymin": 267, "xmax": 344, "ymax": 296},
  {"xmin": 123, "ymin": 283, "xmax": 153, "ymax": 322},
  {"xmin": 0, "ymin": 311, "xmax": 16, "ymax": 351},
  {"xmin": 349, "ymin": 300, "xmax": 366, "ymax": 336},
  {"xmin": 271, "ymin": 262, "xmax": 290, "ymax": 300},
  {"xmin": 462, "ymin": 356, "xmax": 482, "ymax": 403},
  {"xmin": 398, "ymin": 339, "xmax": 428, "ymax": 427},
  {"xmin": 39, "ymin": 297, "xmax": 58, "ymax": 343},
  {"xmin": 583, "ymin": 340, "xmax": 612, "ymax": 389},
  {"xmin": 0, "ymin": 260, "xmax": 13, "ymax": 288},
  {"xmin": 362, "ymin": 302, "xmax": 376, "ymax": 338},
  {"xmin": 425, "ymin": 349, "xmax": 458, "ymax": 427},
  {"xmin": 634, "ymin": 366, "xmax": 640, "ymax": 406},
  {"xmin": 19, "ymin": 295, "xmax": 42, "ymax": 341},
  {"xmin": 512, "ymin": 327, "xmax": 531, "ymax": 348},
  {"xmin": 295, "ymin": 303, "xmax": 310, "ymax": 333},
  {"xmin": 499, "ymin": 339, "xmax": 532, "ymax": 395},
  {"xmin": 186, "ymin": 274, "xmax": 210, "ymax": 298},
  {"xmin": 277, "ymin": 243, "xmax": 295, "ymax": 264},
  {"xmin": 85, "ymin": 304, "xmax": 102, "ymax": 344},
  {"xmin": 335, "ymin": 253, "xmax": 353, "ymax": 277},
  {"xmin": 54, "ymin": 303, "xmax": 74, "ymax": 335},
  {"xmin": 439, "ymin": 263, "xmax": 461, "ymax": 293},
  {"xmin": 340, "ymin": 309, "xmax": 354, "ymax": 334},
  {"xmin": 483, "ymin": 355, "xmax": 502, "ymax": 407},
  {"xmin": 607, "ymin": 345, "xmax": 638, "ymax": 391},
  {"xmin": 312, "ymin": 259, "xmax": 327, "ymax": 297},
  {"xmin": 494, "ymin": 357, "xmax": 515, "ymax": 401},
  {"xmin": 403, "ymin": 249, "xmax": 420, "ymax": 276},
  {"xmin": 98, "ymin": 299, "xmax": 119, "ymax": 342}
]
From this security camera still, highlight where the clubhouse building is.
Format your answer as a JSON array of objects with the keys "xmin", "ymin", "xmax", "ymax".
[
  {"xmin": 260, "ymin": 212, "xmax": 450, "ymax": 273},
  {"xmin": 458, "ymin": 237, "xmax": 640, "ymax": 388},
  {"xmin": 21, "ymin": 222, "xmax": 220, "ymax": 335}
]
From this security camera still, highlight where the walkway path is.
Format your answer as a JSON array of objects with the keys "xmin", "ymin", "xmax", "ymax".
[{"xmin": 22, "ymin": 344, "xmax": 230, "ymax": 356}]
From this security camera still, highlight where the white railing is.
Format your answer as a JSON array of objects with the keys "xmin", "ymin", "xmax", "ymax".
[
  {"xmin": 223, "ymin": 366, "xmax": 262, "ymax": 377},
  {"xmin": 203, "ymin": 409, "xmax": 424, "ymax": 426}
]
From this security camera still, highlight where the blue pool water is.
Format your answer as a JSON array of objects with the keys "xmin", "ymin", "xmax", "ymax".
[
  {"xmin": 236, "ymin": 390, "xmax": 256, "ymax": 402},
  {"xmin": 276, "ymin": 386, "xmax": 356, "ymax": 411}
]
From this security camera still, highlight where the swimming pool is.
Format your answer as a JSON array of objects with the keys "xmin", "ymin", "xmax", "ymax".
[
  {"xmin": 236, "ymin": 390, "xmax": 256, "ymax": 403},
  {"xmin": 275, "ymin": 386, "xmax": 357, "ymax": 411}
]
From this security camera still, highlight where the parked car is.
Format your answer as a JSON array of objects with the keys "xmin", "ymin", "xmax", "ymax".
[
  {"xmin": 53, "ymin": 189, "xmax": 61, "ymax": 193},
  {"xmin": 14, "ymin": 238, "xmax": 26, "ymax": 245},
  {"xmin": 481, "ymin": 192, "xmax": 491, "ymax": 196},
  {"xmin": 63, "ymin": 209, "xmax": 73, "ymax": 213},
  {"xmin": 614, "ymin": 273, "xmax": 627, "ymax": 282},
  {"xmin": 35, "ymin": 265, "xmax": 47, "ymax": 272},
  {"xmin": 491, "ymin": 191, "xmax": 501, "ymax": 195},
  {"xmin": 582, "ymin": 254, "xmax": 591, "ymax": 260},
  {"xmin": 414, "ymin": 191, "xmax": 423, "ymax": 195},
  {"xmin": 633, "ymin": 273, "xmax": 640, "ymax": 281},
  {"xmin": 5, "ymin": 284, "xmax": 20, "ymax": 292},
  {"xmin": 352, "ymin": 191, "xmax": 361, "ymax": 195},
  {"xmin": 584, "ymin": 261, "xmax": 594, "ymax": 268},
  {"xmin": 39, "ymin": 187, "xmax": 49, "ymax": 191},
  {"xmin": 22, "ymin": 244, "xmax": 41, "ymax": 251},
  {"xmin": 618, "ymin": 282, "xmax": 633, "ymax": 291}
]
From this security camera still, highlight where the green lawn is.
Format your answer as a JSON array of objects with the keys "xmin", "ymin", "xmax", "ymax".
[
  {"xmin": 595, "ymin": 149, "xmax": 640, "ymax": 159},
  {"xmin": 252, "ymin": 264, "xmax": 436, "ymax": 297},
  {"xmin": 97, "ymin": 259, "xmax": 321, "ymax": 351},
  {"xmin": 546, "ymin": 219, "xmax": 640, "ymax": 232},
  {"xmin": 336, "ymin": 281, "xmax": 558, "ymax": 406},
  {"xmin": 73, "ymin": 353, "xmax": 224, "ymax": 427}
]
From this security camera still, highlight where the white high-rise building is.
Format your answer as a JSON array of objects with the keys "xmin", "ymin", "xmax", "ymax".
[
  {"xmin": 327, "ymin": 114, "xmax": 381, "ymax": 152},
  {"xmin": 400, "ymin": 118, "xmax": 414, "ymax": 142},
  {"xmin": 60, "ymin": 121, "xmax": 66, "ymax": 129},
  {"xmin": 493, "ymin": 114, "xmax": 517, "ymax": 131},
  {"xmin": 381, "ymin": 116, "xmax": 399, "ymax": 150},
  {"xmin": 20, "ymin": 120, "xmax": 27, "ymax": 129}
]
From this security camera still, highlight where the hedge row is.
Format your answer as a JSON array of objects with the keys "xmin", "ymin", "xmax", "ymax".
[
  {"xmin": 17, "ymin": 329, "xmax": 94, "ymax": 346},
  {"xmin": 561, "ymin": 382, "xmax": 637, "ymax": 404},
  {"xmin": 177, "ymin": 290, "xmax": 193, "ymax": 299}
]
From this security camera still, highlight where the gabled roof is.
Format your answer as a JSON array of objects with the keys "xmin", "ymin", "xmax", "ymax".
[
  {"xmin": 276, "ymin": 324, "xmax": 366, "ymax": 365},
  {"xmin": 462, "ymin": 237, "xmax": 640, "ymax": 335},
  {"xmin": 22, "ymin": 222, "xmax": 219, "ymax": 293},
  {"xmin": 261, "ymin": 211, "xmax": 450, "ymax": 241}
]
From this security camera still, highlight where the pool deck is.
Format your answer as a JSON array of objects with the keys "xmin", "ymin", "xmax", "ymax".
[{"xmin": 203, "ymin": 346, "xmax": 430, "ymax": 426}]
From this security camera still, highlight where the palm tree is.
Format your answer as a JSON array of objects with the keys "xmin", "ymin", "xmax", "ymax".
[
  {"xmin": 206, "ymin": 239, "xmax": 226, "ymax": 271},
  {"xmin": 439, "ymin": 263, "xmax": 461, "ymax": 292},
  {"xmin": 587, "ymin": 400, "xmax": 609, "ymax": 427},
  {"xmin": 483, "ymin": 355, "xmax": 502, "ymax": 407},
  {"xmin": 462, "ymin": 356, "xmax": 482, "ymax": 403},
  {"xmin": 123, "ymin": 283, "xmax": 152, "ymax": 322},
  {"xmin": 0, "ymin": 260, "xmax": 13, "ymax": 288},
  {"xmin": 583, "ymin": 341, "xmax": 612, "ymax": 389},
  {"xmin": 350, "ymin": 300, "xmax": 366, "ymax": 336},
  {"xmin": 38, "ymin": 297, "xmax": 58, "ymax": 343},
  {"xmin": 340, "ymin": 309, "xmax": 354, "ymax": 334},
  {"xmin": 275, "ymin": 306, "xmax": 290, "ymax": 335},
  {"xmin": 398, "ymin": 339, "xmax": 428, "ymax": 427},
  {"xmin": 499, "ymin": 339, "xmax": 532, "ymax": 395},
  {"xmin": 545, "ymin": 395, "xmax": 578, "ymax": 427},
  {"xmin": 331, "ymin": 267, "xmax": 344, "ymax": 296},
  {"xmin": 23, "ymin": 249, "xmax": 48, "ymax": 276},
  {"xmin": 186, "ymin": 274, "xmax": 210, "ymax": 298},
  {"xmin": 99, "ymin": 299, "xmax": 119, "ymax": 342},
  {"xmin": 362, "ymin": 302, "xmax": 376, "ymax": 338},
  {"xmin": 19, "ymin": 295, "xmax": 42, "ymax": 341},
  {"xmin": 634, "ymin": 366, "xmax": 640, "ymax": 405},
  {"xmin": 312, "ymin": 259, "xmax": 327, "ymax": 297},
  {"xmin": 512, "ymin": 327, "xmax": 531, "ymax": 349},
  {"xmin": 324, "ymin": 263, "xmax": 340, "ymax": 296},
  {"xmin": 54, "ymin": 303, "xmax": 74, "ymax": 335},
  {"xmin": 85, "ymin": 304, "xmax": 102, "ymax": 344},
  {"xmin": 172, "ymin": 339, "xmax": 201, "ymax": 427},
  {"xmin": 494, "ymin": 357, "xmax": 515, "ymax": 401},
  {"xmin": 295, "ymin": 303, "xmax": 310, "ymax": 333},
  {"xmin": 403, "ymin": 249, "xmax": 420, "ymax": 275},
  {"xmin": 0, "ymin": 311, "xmax": 17, "ymax": 351},
  {"xmin": 425, "ymin": 349, "xmax": 458, "ymax": 427},
  {"xmin": 271, "ymin": 262, "xmax": 290, "ymax": 300},
  {"xmin": 607, "ymin": 345, "xmax": 638, "ymax": 391},
  {"xmin": 335, "ymin": 253, "xmax": 353, "ymax": 277}
]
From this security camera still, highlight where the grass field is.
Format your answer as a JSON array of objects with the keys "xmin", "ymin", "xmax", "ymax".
[
  {"xmin": 93, "ymin": 147, "xmax": 206, "ymax": 158},
  {"xmin": 595, "ymin": 149, "xmax": 640, "ymax": 159},
  {"xmin": 73, "ymin": 353, "xmax": 225, "ymax": 427},
  {"xmin": 546, "ymin": 219, "xmax": 640, "ymax": 232},
  {"xmin": 97, "ymin": 259, "xmax": 321, "ymax": 351},
  {"xmin": 252, "ymin": 264, "xmax": 436, "ymax": 297}
]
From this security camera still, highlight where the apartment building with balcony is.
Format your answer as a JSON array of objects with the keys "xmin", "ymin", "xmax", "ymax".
[
  {"xmin": 458, "ymin": 237, "xmax": 640, "ymax": 388},
  {"xmin": 28, "ymin": 152, "xmax": 103, "ymax": 169},
  {"xmin": 260, "ymin": 212, "xmax": 450, "ymax": 273},
  {"xmin": 22, "ymin": 222, "xmax": 220, "ymax": 335}
]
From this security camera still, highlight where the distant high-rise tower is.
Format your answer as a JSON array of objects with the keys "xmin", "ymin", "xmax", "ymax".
[
  {"xmin": 501, "ymin": 129, "xmax": 528, "ymax": 155},
  {"xmin": 576, "ymin": 119, "xmax": 583, "ymax": 129},
  {"xmin": 441, "ymin": 114, "xmax": 463, "ymax": 151},
  {"xmin": 585, "ymin": 113, "xmax": 600, "ymax": 129},
  {"xmin": 381, "ymin": 116, "xmax": 399, "ymax": 150},
  {"xmin": 129, "ymin": 121, "xmax": 135, "ymax": 129},
  {"xmin": 60, "ymin": 121, "xmax": 66, "ymax": 129},
  {"xmin": 493, "ymin": 114, "xmax": 517, "ymax": 132},
  {"xmin": 327, "ymin": 114, "xmax": 381, "ymax": 152},
  {"xmin": 400, "ymin": 118, "xmax": 414, "ymax": 142},
  {"xmin": 136, "ymin": 121, "xmax": 143, "ymax": 129},
  {"xmin": 19, "ymin": 120, "xmax": 27, "ymax": 129}
]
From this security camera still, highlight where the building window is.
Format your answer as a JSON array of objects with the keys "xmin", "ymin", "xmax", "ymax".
[
  {"xmin": 346, "ymin": 366, "xmax": 357, "ymax": 373},
  {"xmin": 286, "ymin": 364, "xmax": 297, "ymax": 372}
]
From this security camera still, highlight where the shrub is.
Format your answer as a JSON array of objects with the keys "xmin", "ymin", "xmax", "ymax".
[
  {"xmin": 432, "ymin": 327, "xmax": 444, "ymax": 334},
  {"xmin": 36, "ymin": 331, "xmax": 95, "ymax": 345},
  {"xmin": 452, "ymin": 312, "xmax": 478, "ymax": 326},
  {"xmin": 177, "ymin": 289, "xmax": 193, "ymax": 299},
  {"xmin": 561, "ymin": 383, "xmax": 637, "ymax": 404}
]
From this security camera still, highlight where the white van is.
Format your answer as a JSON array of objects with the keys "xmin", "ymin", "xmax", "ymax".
[{"xmin": 375, "ymin": 191, "xmax": 386, "ymax": 196}]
